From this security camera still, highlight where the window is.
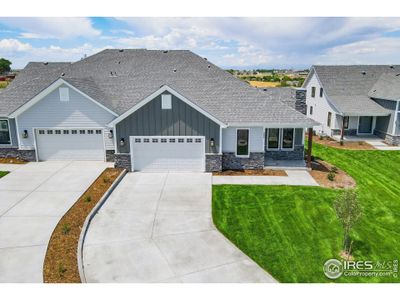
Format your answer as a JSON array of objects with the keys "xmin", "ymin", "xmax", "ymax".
[
  {"xmin": 169, "ymin": 138, "xmax": 176, "ymax": 143},
  {"xmin": 267, "ymin": 128, "xmax": 280, "ymax": 149},
  {"xmin": 87, "ymin": 130, "xmax": 94, "ymax": 134},
  {"xmin": 282, "ymin": 129, "xmax": 294, "ymax": 149},
  {"xmin": 38, "ymin": 130, "xmax": 45, "ymax": 135},
  {"xmin": 195, "ymin": 138, "xmax": 202, "ymax": 143},
  {"xmin": 309, "ymin": 106, "xmax": 313, "ymax": 115},
  {"xmin": 47, "ymin": 130, "xmax": 53, "ymax": 134},
  {"xmin": 63, "ymin": 130, "xmax": 69, "ymax": 134},
  {"xmin": 0, "ymin": 120, "xmax": 11, "ymax": 144},
  {"xmin": 152, "ymin": 138, "xmax": 158, "ymax": 143},
  {"xmin": 71, "ymin": 130, "xmax": 77, "ymax": 134},
  {"xmin": 186, "ymin": 138, "xmax": 193, "ymax": 143},
  {"xmin": 311, "ymin": 86, "xmax": 316, "ymax": 97},
  {"xmin": 79, "ymin": 130, "xmax": 85, "ymax": 134},
  {"xmin": 343, "ymin": 116, "xmax": 349, "ymax": 129},
  {"xmin": 236, "ymin": 129, "xmax": 249, "ymax": 156},
  {"xmin": 96, "ymin": 130, "xmax": 102, "ymax": 134},
  {"xmin": 135, "ymin": 138, "xmax": 141, "ymax": 143},
  {"xmin": 55, "ymin": 130, "xmax": 61, "ymax": 134},
  {"xmin": 144, "ymin": 138, "xmax": 150, "ymax": 143},
  {"xmin": 161, "ymin": 94, "xmax": 172, "ymax": 109},
  {"xmin": 319, "ymin": 87, "xmax": 323, "ymax": 97},
  {"xmin": 59, "ymin": 87, "xmax": 69, "ymax": 102},
  {"xmin": 161, "ymin": 138, "xmax": 167, "ymax": 143},
  {"xmin": 327, "ymin": 112, "xmax": 332, "ymax": 127},
  {"xmin": 178, "ymin": 138, "xmax": 184, "ymax": 143}
]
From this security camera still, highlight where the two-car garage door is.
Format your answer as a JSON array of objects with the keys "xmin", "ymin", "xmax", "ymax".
[
  {"xmin": 35, "ymin": 128, "xmax": 105, "ymax": 161},
  {"xmin": 130, "ymin": 136, "xmax": 205, "ymax": 172}
]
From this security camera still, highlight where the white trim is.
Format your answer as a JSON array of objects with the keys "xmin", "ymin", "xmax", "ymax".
[
  {"xmin": 113, "ymin": 124, "xmax": 118, "ymax": 154},
  {"xmin": 219, "ymin": 126, "xmax": 222, "ymax": 154},
  {"xmin": 107, "ymin": 85, "xmax": 227, "ymax": 128},
  {"xmin": 235, "ymin": 128, "xmax": 250, "ymax": 158},
  {"xmin": 9, "ymin": 78, "xmax": 119, "ymax": 118},
  {"xmin": 33, "ymin": 126, "xmax": 106, "ymax": 162},
  {"xmin": 393, "ymin": 101, "xmax": 400, "ymax": 135},
  {"xmin": 0, "ymin": 119, "xmax": 12, "ymax": 146},
  {"xmin": 302, "ymin": 128, "xmax": 305, "ymax": 145},
  {"xmin": 357, "ymin": 116, "xmax": 374, "ymax": 135},
  {"xmin": 15, "ymin": 116, "xmax": 22, "ymax": 150},
  {"xmin": 228, "ymin": 122, "xmax": 317, "ymax": 128},
  {"xmin": 266, "ymin": 128, "xmax": 280, "ymax": 151}
]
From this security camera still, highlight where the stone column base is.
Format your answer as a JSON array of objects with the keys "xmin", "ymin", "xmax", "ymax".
[
  {"xmin": 0, "ymin": 148, "xmax": 36, "ymax": 162},
  {"xmin": 114, "ymin": 153, "xmax": 131, "ymax": 171}
]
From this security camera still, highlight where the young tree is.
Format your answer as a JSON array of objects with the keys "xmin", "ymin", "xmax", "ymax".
[
  {"xmin": 0, "ymin": 58, "xmax": 12, "ymax": 74},
  {"xmin": 334, "ymin": 189, "xmax": 362, "ymax": 257}
]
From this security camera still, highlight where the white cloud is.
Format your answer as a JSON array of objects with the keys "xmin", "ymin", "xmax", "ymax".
[
  {"xmin": 0, "ymin": 17, "xmax": 100, "ymax": 39},
  {"xmin": 0, "ymin": 39, "xmax": 32, "ymax": 52}
]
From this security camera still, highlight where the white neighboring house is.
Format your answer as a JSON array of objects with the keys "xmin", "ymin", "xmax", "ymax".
[{"xmin": 303, "ymin": 65, "xmax": 400, "ymax": 145}]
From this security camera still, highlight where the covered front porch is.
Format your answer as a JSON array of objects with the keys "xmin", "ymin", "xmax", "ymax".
[{"xmin": 333, "ymin": 115, "xmax": 379, "ymax": 139}]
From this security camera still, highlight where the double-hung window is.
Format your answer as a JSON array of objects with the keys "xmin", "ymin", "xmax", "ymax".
[
  {"xmin": 267, "ymin": 128, "xmax": 280, "ymax": 150},
  {"xmin": 0, "ymin": 120, "xmax": 11, "ymax": 145},
  {"xmin": 236, "ymin": 129, "xmax": 249, "ymax": 156},
  {"xmin": 282, "ymin": 128, "xmax": 294, "ymax": 149},
  {"xmin": 267, "ymin": 128, "xmax": 295, "ymax": 150},
  {"xmin": 311, "ymin": 87, "xmax": 316, "ymax": 98}
]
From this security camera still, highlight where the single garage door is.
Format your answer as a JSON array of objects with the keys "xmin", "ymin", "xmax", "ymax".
[
  {"xmin": 130, "ymin": 136, "xmax": 205, "ymax": 172},
  {"xmin": 36, "ymin": 128, "xmax": 105, "ymax": 161}
]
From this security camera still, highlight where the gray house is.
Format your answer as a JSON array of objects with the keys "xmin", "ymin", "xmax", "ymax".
[
  {"xmin": 0, "ymin": 49, "xmax": 316, "ymax": 172},
  {"xmin": 303, "ymin": 65, "xmax": 400, "ymax": 145}
]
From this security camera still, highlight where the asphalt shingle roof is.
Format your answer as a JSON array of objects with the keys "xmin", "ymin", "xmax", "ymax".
[
  {"xmin": 311, "ymin": 65, "xmax": 398, "ymax": 116},
  {"xmin": 0, "ymin": 49, "xmax": 316, "ymax": 126},
  {"xmin": 368, "ymin": 73, "xmax": 400, "ymax": 101}
]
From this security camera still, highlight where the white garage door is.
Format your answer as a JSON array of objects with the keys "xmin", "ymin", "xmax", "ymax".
[
  {"xmin": 36, "ymin": 128, "xmax": 105, "ymax": 161},
  {"xmin": 130, "ymin": 136, "xmax": 205, "ymax": 172}
]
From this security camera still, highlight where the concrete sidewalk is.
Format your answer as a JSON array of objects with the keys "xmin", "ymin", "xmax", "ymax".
[
  {"xmin": 212, "ymin": 170, "xmax": 319, "ymax": 186},
  {"xmin": 0, "ymin": 161, "xmax": 111, "ymax": 282}
]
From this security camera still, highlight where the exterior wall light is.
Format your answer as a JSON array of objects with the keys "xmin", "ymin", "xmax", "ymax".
[
  {"xmin": 108, "ymin": 130, "xmax": 114, "ymax": 139},
  {"xmin": 210, "ymin": 138, "xmax": 215, "ymax": 147},
  {"xmin": 22, "ymin": 130, "xmax": 29, "ymax": 139},
  {"xmin": 119, "ymin": 138, "xmax": 125, "ymax": 147}
]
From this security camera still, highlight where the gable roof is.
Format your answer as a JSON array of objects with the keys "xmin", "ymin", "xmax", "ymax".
[
  {"xmin": 368, "ymin": 73, "xmax": 400, "ymax": 101},
  {"xmin": 308, "ymin": 65, "xmax": 397, "ymax": 116},
  {"xmin": 0, "ymin": 49, "xmax": 316, "ymax": 126}
]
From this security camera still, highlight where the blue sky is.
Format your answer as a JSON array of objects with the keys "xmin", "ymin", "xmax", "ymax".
[{"xmin": 1, "ymin": 17, "xmax": 400, "ymax": 69}]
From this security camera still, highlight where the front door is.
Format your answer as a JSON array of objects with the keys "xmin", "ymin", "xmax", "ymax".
[{"xmin": 358, "ymin": 116, "xmax": 373, "ymax": 134}]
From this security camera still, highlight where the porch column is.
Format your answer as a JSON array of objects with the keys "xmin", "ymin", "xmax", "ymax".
[
  {"xmin": 307, "ymin": 128, "xmax": 313, "ymax": 168},
  {"xmin": 340, "ymin": 115, "xmax": 345, "ymax": 142}
]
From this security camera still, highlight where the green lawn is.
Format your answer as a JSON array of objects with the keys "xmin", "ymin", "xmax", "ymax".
[
  {"xmin": 0, "ymin": 171, "xmax": 9, "ymax": 178},
  {"xmin": 212, "ymin": 144, "xmax": 400, "ymax": 282}
]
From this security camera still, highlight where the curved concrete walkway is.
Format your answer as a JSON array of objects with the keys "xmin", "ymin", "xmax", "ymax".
[
  {"xmin": 83, "ymin": 172, "xmax": 276, "ymax": 283},
  {"xmin": 0, "ymin": 161, "xmax": 111, "ymax": 282}
]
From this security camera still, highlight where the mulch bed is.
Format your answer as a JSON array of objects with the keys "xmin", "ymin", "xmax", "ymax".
[
  {"xmin": 0, "ymin": 157, "xmax": 28, "ymax": 164},
  {"xmin": 43, "ymin": 167, "xmax": 123, "ymax": 283},
  {"xmin": 309, "ymin": 160, "xmax": 356, "ymax": 189},
  {"xmin": 213, "ymin": 169, "xmax": 287, "ymax": 176},
  {"xmin": 313, "ymin": 136, "xmax": 375, "ymax": 150}
]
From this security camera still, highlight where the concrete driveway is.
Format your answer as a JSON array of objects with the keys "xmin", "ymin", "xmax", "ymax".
[
  {"xmin": 82, "ymin": 172, "xmax": 276, "ymax": 283},
  {"xmin": 0, "ymin": 161, "xmax": 111, "ymax": 282}
]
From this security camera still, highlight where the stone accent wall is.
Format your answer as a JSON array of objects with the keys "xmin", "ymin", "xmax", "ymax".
[
  {"xmin": 205, "ymin": 154, "xmax": 222, "ymax": 172},
  {"xmin": 114, "ymin": 153, "xmax": 131, "ymax": 171},
  {"xmin": 374, "ymin": 130, "xmax": 400, "ymax": 146},
  {"xmin": 222, "ymin": 152, "xmax": 264, "ymax": 170},
  {"xmin": 295, "ymin": 88, "xmax": 307, "ymax": 115},
  {"xmin": 265, "ymin": 145, "xmax": 304, "ymax": 160},
  {"xmin": 105, "ymin": 150, "xmax": 115, "ymax": 162},
  {"xmin": 331, "ymin": 129, "xmax": 357, "ymax": 136},
  {"xmin": 0, "ymin": 148, "xmax": 36, "ymax": 162}
]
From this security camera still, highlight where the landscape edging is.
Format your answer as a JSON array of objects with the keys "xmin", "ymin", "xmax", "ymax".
[{"xmin": 77, "ymin": 168, "xmax": 127, "ymax": 283}]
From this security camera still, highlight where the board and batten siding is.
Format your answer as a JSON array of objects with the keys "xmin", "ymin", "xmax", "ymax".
[
  {"xmin": 17, "ymin": 84, "xmax": 115, "ymax": 150},
  {"xmin": 373, "ymin": 98, "xmax": 397, "ymax": 134},
  {"xmin": 116, "ymin": 92, "xmax": 220, "ymax": 154}
]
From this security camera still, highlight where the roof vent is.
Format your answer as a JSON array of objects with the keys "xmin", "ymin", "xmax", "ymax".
[
  {"xmin": 60, "ymin": 73, "xmax": 65, "ymax": 77},
  {"xmin": 119, "ymin": 49, "xmax": 124, "ymax": 52},
  {"xmin": 361, "ymin": 71, "xmax": 366, "ymax": 75},
  {"xmin": 163, "ymin": 50, "xmax": 169, "ymax": 53},
  {"xmin": 118, "ymin": 61, "xmax": 121, "ymax": 64},
  {"xmin": 173, "ymin": 69, "xmax": 177, "ymax": 73},
  {"xmin": 204, "ymin": 57, "xmax": 207, "ymax": 60},
  {"xmin": 43, "ymin": 62, "xmax": 48, "ymax": 65},
  {"xmin": 263, "ymin": 88, "xmax": 268, "ymax": 91},
  {"xmin": 396, "ymin": 73, "xmax": 400, "ymax": 77},
  {"xmin": 208, "ymin": 65, "xmax": 211, "ymax": 69},
  {"xmin": 390, "ymin": 65, "xmax": 395, "ymax": 69}
]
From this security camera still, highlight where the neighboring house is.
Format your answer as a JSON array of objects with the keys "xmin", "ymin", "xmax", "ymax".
[
  {"xmin": 303, "ymin": 65, "xmax": 400, "ymax": 145},
  {"xmin": 0, "ymin": 49, "xmax": 316, "ymax": 172}
]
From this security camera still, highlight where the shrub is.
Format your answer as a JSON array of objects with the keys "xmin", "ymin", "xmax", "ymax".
[
  {"xmin": 319, "ymin": 135, "xmax": 324, "ymax": 140},
  {"xmin": 327, "ymin": 172, "xmax": 336, "ymax": 181},
  {"xmin": 84, "ymin": 195, "xmax": 91, "ymax": 203},
  {"xmin": 58, "ymin": 264, "xmax": 67, "ymax": 276},
  {"xmin": 331, "ymin": 166, "xmax": 338, "ymax": 174},
  {"xmin": 340, "ymin": 140, "xmax": 344, "ymax": 146},
  {"xmin": 61, "ymin": 224, "xmax": 71, "ymax": 235},
  {"xmin": 103, "ymin": 177, "xmax": 110, "ymax": 184}
]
